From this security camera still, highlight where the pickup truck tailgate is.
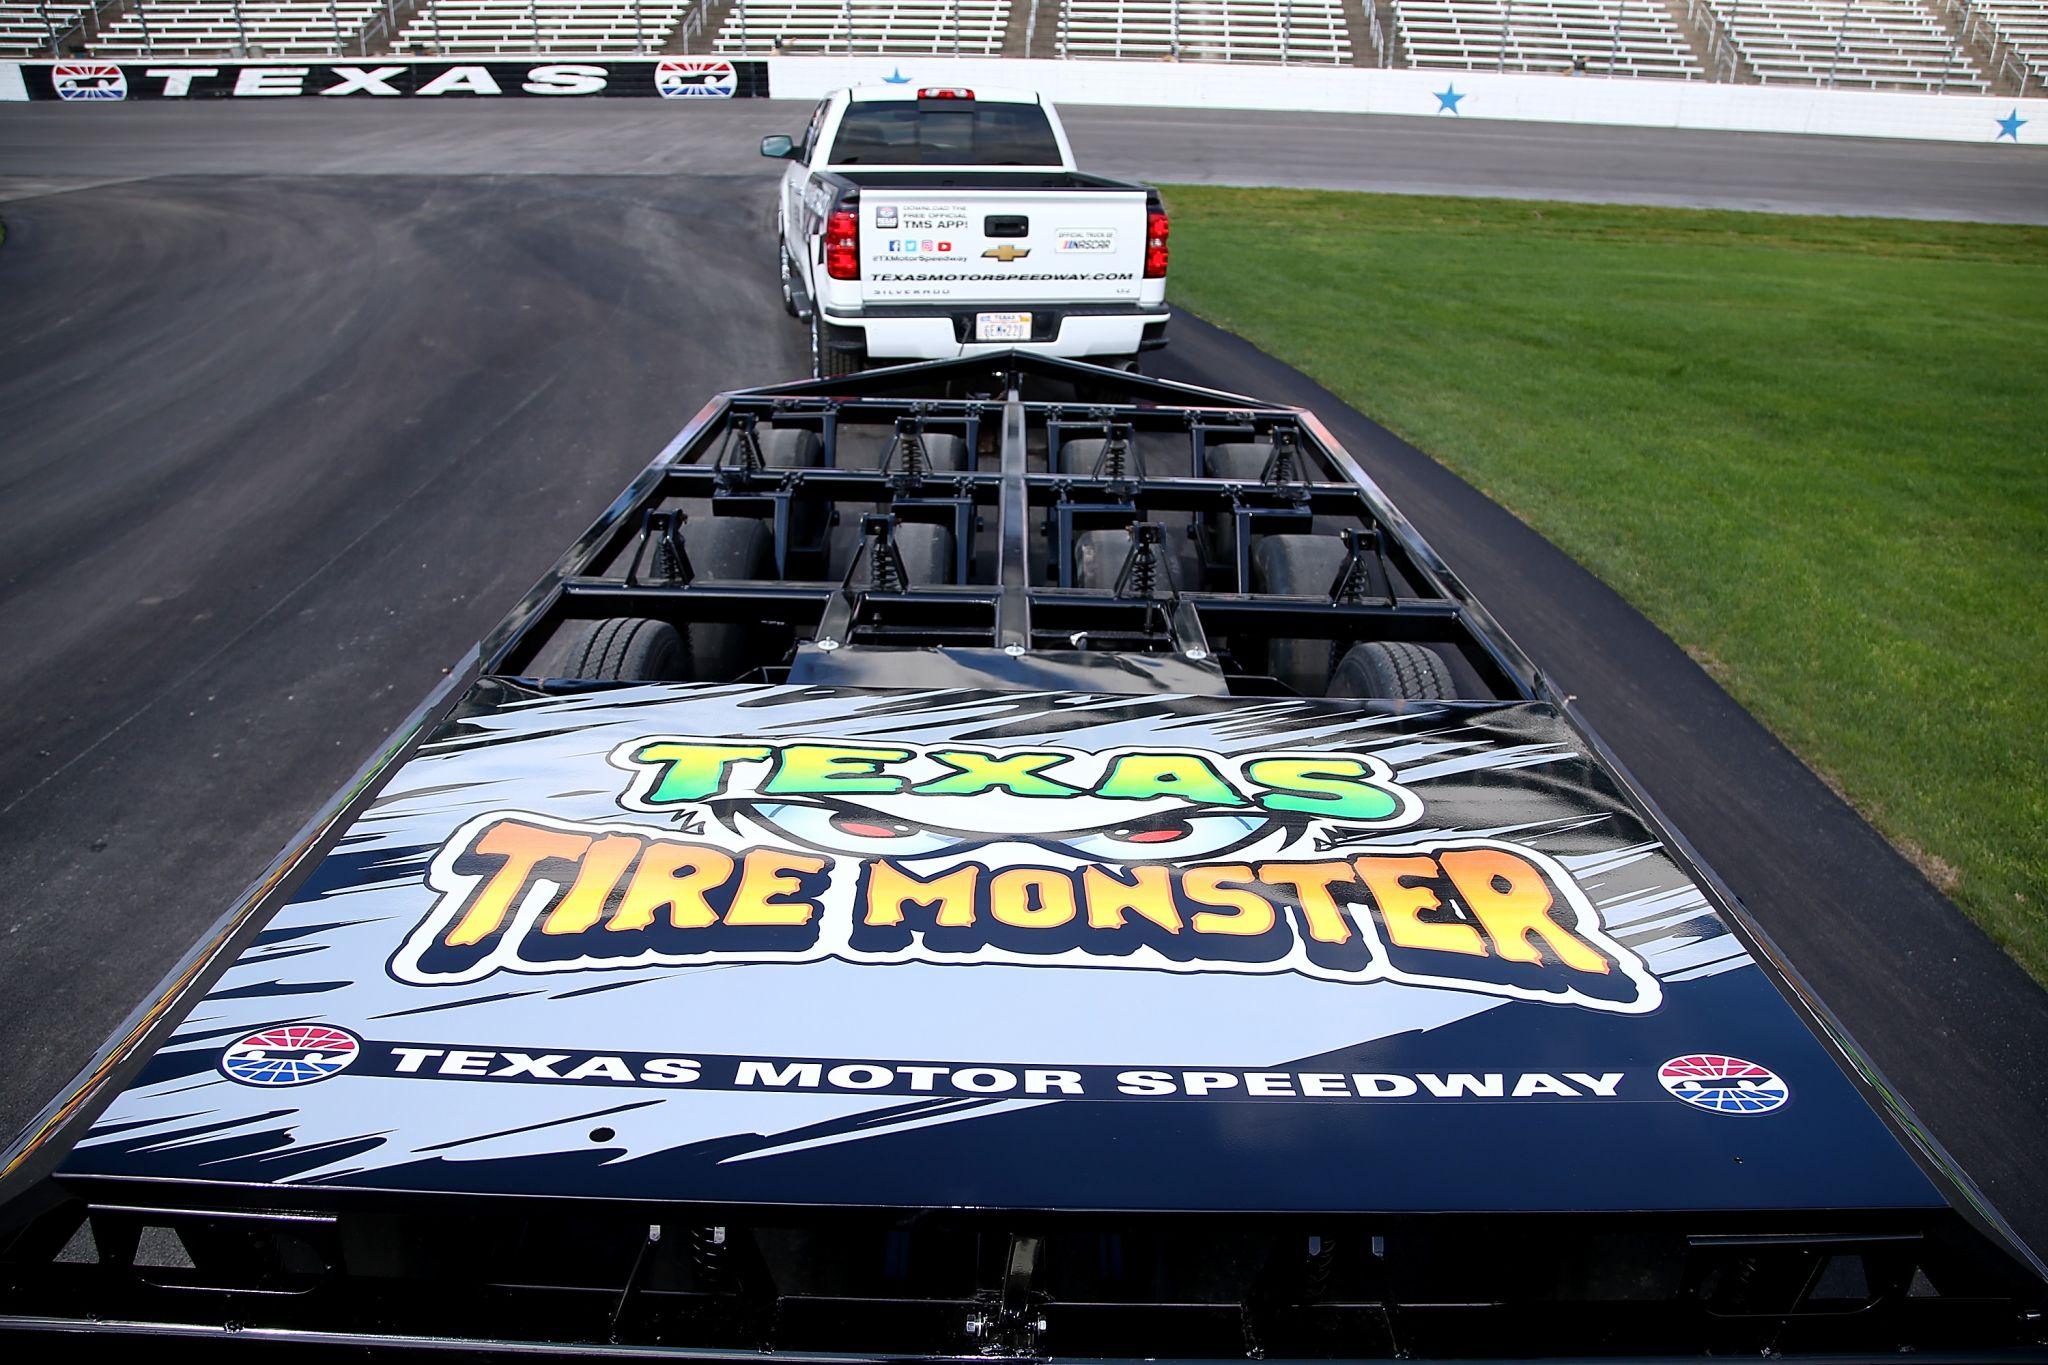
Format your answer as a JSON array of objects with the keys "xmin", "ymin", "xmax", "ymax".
[{"xmin": 860, "ymin": 189, "xmax": 1148, "ymax": 306}]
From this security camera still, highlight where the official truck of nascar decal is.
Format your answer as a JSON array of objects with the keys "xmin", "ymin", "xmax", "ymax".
[{"xmin": 765, "ymin": 85, "xmax": 1172, "ymax": 376}]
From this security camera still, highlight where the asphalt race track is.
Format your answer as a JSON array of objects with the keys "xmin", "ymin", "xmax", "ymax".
[
  {"xmin": 3, "ymin": 101, "xmax": 2046, "ymax": 221},
  {"xmin": 2, "ymin": 103, "xmax": 2045, "ymax": 1263}
]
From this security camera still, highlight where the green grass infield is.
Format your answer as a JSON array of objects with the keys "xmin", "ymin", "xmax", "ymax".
[{"xmin": 1164, "ymin": 186, "xmax": 2046, "ymax": 984}]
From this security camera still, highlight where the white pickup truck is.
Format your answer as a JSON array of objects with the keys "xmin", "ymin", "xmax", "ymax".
[{"xmin": 762, "ymin": 85, "xmax": 1172, "ymax": 376}]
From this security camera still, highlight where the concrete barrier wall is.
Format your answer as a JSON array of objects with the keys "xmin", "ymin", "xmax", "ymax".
[
  {"xmin": 766, "ymin": 56, "xmax": 2044, "ymax": 145},
  {"xmin": 2, "ymin": 52, "xmax": 2041, "ymax": 146}
]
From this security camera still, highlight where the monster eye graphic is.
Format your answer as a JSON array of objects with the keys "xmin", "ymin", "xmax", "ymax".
[
  {"xmin": 739, "ymin": 798, "xmax": 1279, "ymax": 862},
  {"xmin": 1063, "ymin": 811, "xmax": 1275, "ymax": 860},
  {"xmin": 748, "ymin": 801, "xmax": 963, "ymax": 858}
]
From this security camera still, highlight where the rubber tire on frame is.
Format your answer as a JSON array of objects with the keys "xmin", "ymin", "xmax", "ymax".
[
  {"xmin": 1327, "ymin": 640, "xmax": 1460, "ymax": 702},
  {"xmin": 687, "ymin": 516, "xmax": 774, "ymax": 681},
  {"xmin": 911, "ymin": 433, "xmax": 969, "ymax": 472},
  {"xmin": 533, "ymin": 617, "xmax": 687, "ymax": 683},
  {"xmin": 888, "ymin": 522, "xmax": 957, "ymax": 587},
  {"xmin": 1205, "ymin": 442, "xmax": 1275, "ymax": 585},
  {"xmin": 1252, "ymin": 534, "xmax": 1350, "ymax": 697},
  {"xmin": 1074, "ymin": 528, "xmax": 1128, "ymax": 589}
]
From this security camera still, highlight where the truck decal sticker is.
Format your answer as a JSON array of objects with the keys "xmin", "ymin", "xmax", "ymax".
[
  {"xmin": 69, "ymin": 686, "xmax": 1790, "ymax": 1204},
  {"xmin": 383, "ymin": 735, "xmax": 1659, "ymax": 1014}
]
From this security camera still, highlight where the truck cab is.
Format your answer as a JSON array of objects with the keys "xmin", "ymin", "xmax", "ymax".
[{"xmin": 764, "ymin": 86, "xmax": 1172, "ymax": 376}]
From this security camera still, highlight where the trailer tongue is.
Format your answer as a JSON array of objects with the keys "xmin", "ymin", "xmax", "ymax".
[{"xmin": 3, "ymin": 357, "xmax": 2041, "ymax": 1360}]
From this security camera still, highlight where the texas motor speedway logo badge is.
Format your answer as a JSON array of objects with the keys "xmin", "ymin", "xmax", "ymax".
[
  {"xmin": 655, "ymin": 59, "xmax": 735, "ymax": 99},
  {"xmin": 1659, "ymin": 1053, "xmax": 1789, "ymax": 1114},
  {"xmin": 52, "ymin": 63, "xmax": 126, "ymax": 100},
  {"xmin": 220, "ymin": 1024, "xmax": 362, "ymax": 1086}
]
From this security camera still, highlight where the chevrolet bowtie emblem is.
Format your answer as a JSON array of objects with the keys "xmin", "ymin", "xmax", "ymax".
[{"xmin": 982, "ymin": 245, "xmax": 1032, "ymax": 262}]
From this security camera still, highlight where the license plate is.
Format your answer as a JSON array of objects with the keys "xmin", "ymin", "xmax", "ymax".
[{"xmin": 975, "ymin": 312, "xmax": 1032, "ymax": 342}]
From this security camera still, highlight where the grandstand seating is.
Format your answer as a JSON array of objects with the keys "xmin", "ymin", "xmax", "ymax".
[
  {"xmin": 1055, "ymin": 0, "xmax": 1352, "ymax": 62},
  {"xmin": 2, "ymin": 1, "xmax": 93, "ymax": 55},
  {"xmin": 89, "ymin": 0, "xmax": 384, "ymax": 55},
  {"xmin": 712, "ymin": 0, "xmax": 1007, "ymax": 54},
  {"xmin": 1703, "ymin": 0, "xmax": 1985, "ymax": 89},
  {"xmin": 1958, "ymin": 0, "xmax": 2048, "ymax": 86},
  {"xmin": 1393, "ymin": 0, "xmax": 1698, "ymax": 75},
  {"xmin": 392, "ymin": 0, "xmax": 690, "ymax": 54}
]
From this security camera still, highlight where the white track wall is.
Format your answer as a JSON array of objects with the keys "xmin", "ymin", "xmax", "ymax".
[
  {"xmin": 2, "ymin": 53, "xmax": 2041, "ymax": 144},
  {"xmin": 765, "ymin": 56, "xmax": 2043, "ymax": 144}
]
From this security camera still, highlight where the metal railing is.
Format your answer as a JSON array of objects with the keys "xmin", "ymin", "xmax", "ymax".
[
  {"xmin": 1052, "ymin": 0, "xmax": 1345, "ymax": 62},
  {"xmin": 79, "ymin": 0, "xmax": 392, "ymax": 56},
  {"xmin": 722, "ymin": 0, "xmax": 978, "ymax": 52},
  {"xmin": 1689, "ymin": 0, "xmax": 1743, "ymax": 80}
]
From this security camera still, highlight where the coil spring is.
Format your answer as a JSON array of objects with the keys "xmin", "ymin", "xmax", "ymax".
[
  {"xmin": 653, "ymin": 534, "xmax": 683, "ymax": 584},
  {"xmin": 690, "ymin": 1226, "xmax": 730, "ymax": 1287},
  {"xmin": 1097, "ymin": 434, "xmax": 1131, "ymax": 481},
  {"xmin": 1124, "ymin": 535, "xmax": 1158, "ymax": 598},
  {"xmin": 869, "ymin": 532, "xmax": 906, "ymax": 593},
  {"xmin": 1304, "ymin": 1236, "xmax": 1338, "ymax": 1301},
  {"xmin": 899, "ymin": 429, "xmax": 928, "ymax": 479}
]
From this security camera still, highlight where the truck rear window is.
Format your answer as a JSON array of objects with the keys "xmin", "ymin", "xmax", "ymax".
[{"xmin": 830, "ymin": 103, "xmax": 1063, "ymax": 166}]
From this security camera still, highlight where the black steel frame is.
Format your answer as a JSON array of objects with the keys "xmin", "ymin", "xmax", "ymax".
[
  {"xmin": 495, "ymin": 354, "xmax": 1538, "ymax": 703},
  {"xmin": 2, "ymin": 355, "xmax": 2043, "ymax": 1361}
]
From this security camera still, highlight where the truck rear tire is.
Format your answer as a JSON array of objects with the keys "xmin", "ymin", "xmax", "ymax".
[
  {"xmin": 812, "ymin": 311, "xmax": 859, "ymax": 380},
  {"xmin": 779, "ymin": 242, "xmax": 802, "ymax": 319}
]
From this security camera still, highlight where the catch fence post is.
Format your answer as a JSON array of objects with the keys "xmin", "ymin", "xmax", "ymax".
[
  {"xmin": 232, "ymin": 0, "xmax": 249, "ymax": 55},
  {"xmin": 634, "ymin": 0, "xmax": 645, "ymax": 52},
  {"xmin": 427, "ymin": 0, "xmax": 443, "ymax": 55},
  {"xmin": 528, "ymin": 0, "xmax": 541, "ymax": 51},
  {"xmin": 326, "ymin": 0, "xmax": 343, "ymax": 55},
  {"xmin": 38, "ymin": 0, "xmax": 55, "ymax": 56},
  {"xmin": 1499, "ymin": 0, "xmax": 1512, "ymax": 71}
]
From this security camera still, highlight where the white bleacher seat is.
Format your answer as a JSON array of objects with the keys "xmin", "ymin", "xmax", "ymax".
[
  {"xmin": 1705, "ymin": 0, "xmax": 1986, "ymax": 90},
  {"xmin": 714, "ymin": 0, "xmax": 1009, "ymax": 55},
  {"xmin": 1391, "ymin": 0, "xmax": 1698, "ymax": 77},
  {"xmin": 2, "ymin": 1, "xmax": 94, "ymax": 54},
  {"xmin": 1056, "ymin": 0, "xmax": 1352, "ymax": 62},
  {"xmin": 395, "ymin": 0, "xmax": 691, "ymax": 55},
  {"xmin": 89, "ymin": 0, "xmax": 387, "ymax": 56}
]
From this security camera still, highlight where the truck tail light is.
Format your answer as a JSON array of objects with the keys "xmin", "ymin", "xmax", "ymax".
[
  {"xmin": 1144, "ymin": 209, "xmax": 1170, "ymax": 279},
  {"xmin": 918, "ymin": 87, "xmax": 974, "ymax": 99},
  {"xmin": 824, "ymin": 209, "xmax": 859, "ymax": 281}
]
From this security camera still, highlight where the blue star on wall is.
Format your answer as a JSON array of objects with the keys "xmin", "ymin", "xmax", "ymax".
[
  {"xmin": 882, "ymin": 67, "xmax": 911, "ymax": 84},
  {"xmin": 1435, "ymin": 84, "xmax": 1465, "ymax": 115},
  {"xmin": 1995, "ymin": 109, "xmax": 2026, "ymax": 141}
]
